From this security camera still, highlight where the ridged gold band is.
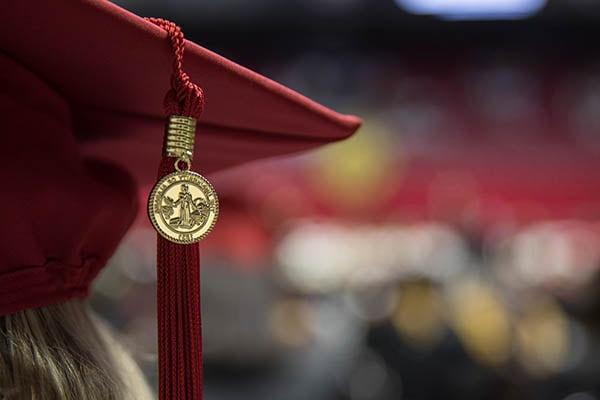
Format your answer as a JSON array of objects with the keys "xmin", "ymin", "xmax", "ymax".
[{"xmin": 166, "ymin": 116, "xmax": 197, "ymax": 160}]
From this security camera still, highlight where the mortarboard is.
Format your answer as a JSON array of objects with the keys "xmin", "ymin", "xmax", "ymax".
[{"xmin": 0, "ymin": 1, "xmax": 361, "ymax": 399}]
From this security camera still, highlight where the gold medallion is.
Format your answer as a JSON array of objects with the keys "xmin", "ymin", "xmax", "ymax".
[{"xmin": 148, "ymin": 171, "xmax": 219, "ymax": 244}]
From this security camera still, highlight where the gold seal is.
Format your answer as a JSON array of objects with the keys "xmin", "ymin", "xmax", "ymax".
[{"xmin": 148, "ymin": 171, "xmax": 219, "ymax": 244}]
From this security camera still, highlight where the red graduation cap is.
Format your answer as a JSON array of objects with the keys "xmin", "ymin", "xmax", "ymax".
[{"xmin": 0, "ymin": 1, "xmax": 361, "ymax": 399}]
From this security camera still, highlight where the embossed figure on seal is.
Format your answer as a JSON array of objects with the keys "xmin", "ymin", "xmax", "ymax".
[
  {"xmin": 161, "ymin": 183, "xmax": 209, "ymax": 229},
  {"xmin": 149, "ymin": 171, "xmax": 219, "ymax": 244}
]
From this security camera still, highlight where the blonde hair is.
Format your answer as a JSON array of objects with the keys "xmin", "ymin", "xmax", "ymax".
[{"xmin": 0, "ymin": 300, "xmax": 152, "ymax": 400}]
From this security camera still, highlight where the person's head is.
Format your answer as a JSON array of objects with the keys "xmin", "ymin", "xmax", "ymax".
[
  {"xmin": 0, "ymin": 2, "xmax": 361, "ymax": 398},
  {"xmin": 0, "ymin": 300, "xmax": 153, "ymax": 400}
]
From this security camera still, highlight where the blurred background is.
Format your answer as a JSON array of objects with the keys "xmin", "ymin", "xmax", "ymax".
[{"xmin": 97, "ymin": 1, "xmax": 600, "ymax": 399}]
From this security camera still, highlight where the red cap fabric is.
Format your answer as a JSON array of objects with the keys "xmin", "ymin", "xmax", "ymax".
[
  {"xmin": 0, "ymin": 0, "xmax": 361, "ymax": 185},
  {"xmin": 0, "ymin": 55, "xmax": 138, "ymax": 315},
  {"xmin": 0, "ymin": 0, "xmax": 361, "ymax": 315}
]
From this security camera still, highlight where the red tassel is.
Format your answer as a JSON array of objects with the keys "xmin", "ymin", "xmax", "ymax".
[{"xmin": 146, "ymin": 18, "xmax": 205, "ymax": 400}]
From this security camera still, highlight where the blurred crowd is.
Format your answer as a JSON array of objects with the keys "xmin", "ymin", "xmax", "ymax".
[{"xmin": 98, "ymin": 1, "xmax": 600, "ymax": 399}]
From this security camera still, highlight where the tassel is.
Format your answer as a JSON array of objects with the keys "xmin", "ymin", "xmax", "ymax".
[{"xmin": 146, "ymin": 18, "xmax": 217, "ymax": 400}]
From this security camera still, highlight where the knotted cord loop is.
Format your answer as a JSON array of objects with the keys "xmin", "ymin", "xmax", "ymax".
[{"xmin": 145, "ymin": 17, "xmax": 205, "ymax": 119}]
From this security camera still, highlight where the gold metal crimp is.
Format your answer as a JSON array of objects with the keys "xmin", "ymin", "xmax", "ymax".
[{"xmin": 165, "ymin": 116, "xmax": 197, "ymax": 160}]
